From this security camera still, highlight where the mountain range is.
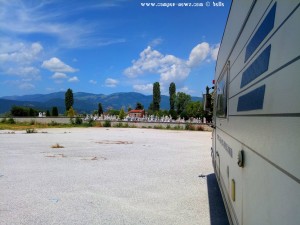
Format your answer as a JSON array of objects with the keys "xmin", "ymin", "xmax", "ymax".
[{"xmin": 0, "ymin": 92, "xmax": 202, "ymax": 115}]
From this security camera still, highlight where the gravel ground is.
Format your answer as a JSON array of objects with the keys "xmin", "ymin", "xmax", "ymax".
[{"xmin": 0, "ymin": 128, "xmax": 227, "ymax": 225}]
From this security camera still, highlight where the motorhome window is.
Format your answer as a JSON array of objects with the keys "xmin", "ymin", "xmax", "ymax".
[{"xmin": 216, "ymin": 73, "xmax": 227, "ymax": 117}]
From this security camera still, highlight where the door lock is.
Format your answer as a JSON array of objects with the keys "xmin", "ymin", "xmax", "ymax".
[{"xmin": 237, "ymin": 150, "xmax": 244, "ymax": 167}]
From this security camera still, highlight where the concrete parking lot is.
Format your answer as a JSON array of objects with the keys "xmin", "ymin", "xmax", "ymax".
[{"xmin": 0, "ymin": 128, "xmax": 228, "ymax": 225}]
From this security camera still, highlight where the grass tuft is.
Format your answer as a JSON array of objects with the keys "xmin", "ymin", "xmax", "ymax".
[
  {"xmin": 26, "ymin": 128, "xmax": 37, "ymax": 133},
  {"xmin": 51, "ymin": 143, "xmax": 64, "ymax": 148}
]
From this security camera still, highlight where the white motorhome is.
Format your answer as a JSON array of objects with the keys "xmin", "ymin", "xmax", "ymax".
[{"xmin": 210, "ymin": 1, "xmax": 300, "ymax": 224}]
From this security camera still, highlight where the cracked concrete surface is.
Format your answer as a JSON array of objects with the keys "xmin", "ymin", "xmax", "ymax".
[{"xmin": 0, "ymin": 128, "xmax": 227, "ymax": 225}]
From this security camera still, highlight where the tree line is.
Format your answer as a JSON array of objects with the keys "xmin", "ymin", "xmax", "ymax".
[
  {"xmin": 10, "ymin": 84, "xmax": 206, "ymax": 120},
  {"xmin": 10, "ymin": 106, "xmax": 59, "ymax": 117},
  {"xmin": 148, "ymin": 82, "xmax": 204, "ymax": 120}
]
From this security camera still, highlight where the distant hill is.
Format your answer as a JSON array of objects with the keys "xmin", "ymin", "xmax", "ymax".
[{"xmin": 0, "ymin": 92, "xmax": 202, "ymax": 115}]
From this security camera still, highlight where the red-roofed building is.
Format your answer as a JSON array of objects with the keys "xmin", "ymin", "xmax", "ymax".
[{"xmin": 128, "ymin": 109, "xmax": 145, "ymax": 118}]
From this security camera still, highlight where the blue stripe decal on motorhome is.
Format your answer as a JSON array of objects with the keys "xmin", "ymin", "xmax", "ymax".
[
  {"xmin": 241, "ymin": 45, "xmax": 271, "ymax": 88},
  {"xmin": 245, "ymin": 3, "xmax": 276, "ymax": 62},
  {"xmin": 237, "ymin": 85, "xmax": 266, "ymax": 111}
]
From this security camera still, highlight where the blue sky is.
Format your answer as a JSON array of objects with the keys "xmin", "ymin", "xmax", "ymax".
[{"xmin": 0, "ymin": 0, "xmax": 231, "ymax": 97}]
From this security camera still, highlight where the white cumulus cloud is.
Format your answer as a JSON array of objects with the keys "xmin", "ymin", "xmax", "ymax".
[
  {"xmin": 124, "ymin": 47, "xmax": 163, "ymax": 78},
  {"xmin": 124, "ymin": 42, "xmax": 220, "ymax": 93},
  {"xmin": 68, "ymin": 76, "xmax": 79, "ymax": 82},
  {"xmin": 124, "ymin": 46, "xmax": 190, "ymax": 88},
  {"xmin": 6, "ymin": 66, "xmax": 40, "ymax": 79},
  {"xmin": 51, "ymin": 72, "xmax": 68, "ymax": 79},
  {"xmin": 0, "ymin": 42, "xmax": 43, "ymax": 64},
  {"xmin": 187, "ymin": 42, "xmax": 210, "ymax": 67},
  {"xmin": 105, "ymin": 78, "xmax": 118, "ymax": 87},
  {"xmin": 210, "ymin": 44, "xmax": 220, "ymax": 61},
  {"xmin": 0, "ymin": 40, "xmax": 43, "ymax": 91},
  {"xmin": 133, "ymin": 83, "xmax": 153, "ymax": 93},
  {"xmin": 42, "ymin": 57, "xmax": 77, "ymax": 73}
]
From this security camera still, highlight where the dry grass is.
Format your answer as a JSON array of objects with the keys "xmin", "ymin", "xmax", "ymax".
[
  {"xmin": 51, "ymin": 143, "xmax": 64, "ymax": 148},
  {"xmin": 26, "ymin": 128, "xmax": 37, "ymax": 133}
]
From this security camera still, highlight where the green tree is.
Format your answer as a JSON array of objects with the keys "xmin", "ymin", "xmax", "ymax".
[
  {"xmin": 153, "ymin": 82, "xmax": 161, "ymax": 111},
  {"xmin": 204, "ymin": 86, "xmax": 214, "ymax": 123},
  {"xmin": 107, "ymin": 109, "xmax": 120, "ymax": 116},
  {"xmin": 135, "ymin": 102, "xmax": 144, "ymax": 110},
  {"xmin": 98, "ymin": 103, "xmax": 103, "ymax": 116},
  {"xmin": 119, "ymin": 108, "xmax": 126, "ymax": 120},
  {"xmin": 28, "ymin": 108, "xmax": 35, "ymax": 117},
  {"xmin": 52, "ymin": 107, "xmax": 59, "ymax": 116},
  {"xmin": 175, "ymin": 92, "xmax": 191, "ymax": 115},
  {"xmin": 148, "ymin": 102, "xmax": 154, "ymax": 111},
  {"xmin": 11, "ymin": 106, "xmax": 28, "ymax": 117},
  {"xmin": 10, "ymin": 106, "xmax": 38, "ymax": 117},
  {"xmin": 186, "ymin": 101, "xmax": 203, "ymax": 119},
  {"xmin": 169, "ymin": 109, "xmax": 178, "ymax": 120},
  {"xmin": 65, "ymin": 88, "xmax": 74, "ymax": 111},
  {"xmin": 169, "ymin": 82, "xmax": 176, "ymax": 111},
  {"xmin": 46, "ymin": 110, "xmax": 50, "ymax": 117}
]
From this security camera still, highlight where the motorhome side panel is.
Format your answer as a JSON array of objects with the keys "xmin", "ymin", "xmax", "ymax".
[
  {"xmin": 213, "ymin": 1, "xmax": 300, "ymax": 225},
  {"xmin": 227, "ymin": 1, "xmax": 300, "ymax": 180},
  {"xmin": 225, "ymin": 116, "xmax": 300, "ymax": 225},
  {"xmin": 229, "ymin": 1, "xmax": 300, "ymax": 103}
]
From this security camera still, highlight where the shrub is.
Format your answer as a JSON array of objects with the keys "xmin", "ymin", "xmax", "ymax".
[
  {"xmin": 75, "ymin": 117, "xmax": 83, "ymax": 125},
  {"xmin": 154, "ymin": 125, "xmax": 163, "ymax": 129},
  {"xmin": 26, "ymin": 128, "xmax": 37, "ymax": 133},
  {"xmin": 173, "ymin": 125, "xmax": 182, "ymax": 130},
  {"xmin": 94, "ymin": 121, "xmax": 102, "ymax": 127},
  {"xmin": 7, "ymin": 118, "xmax": 16, "ymax": 124},
  {"xmin": 49, "ymin": 121, "xmax": 59, "ymax": 126},
  {"xmin": 30, "ymin": 119, "xmax": 36, "ymax": 125},
  {"xmin": 114, "ymin": 122, "xmax": 124, "ymax": 128},
  {"xmin": 103, "ymin": 120, "xmax": 111, "ymax": 127},
  {"xmin": 1, "ymin": 118, "xmax": 7, "ymax": 123},
  {"xmin": 197, "ymin": 125, "xmax": 205, "ymax": 131},
  {"xmin": 87, "ymin": 118, "xmax": 94, "ymax": 127},
  {"xmin": 185, "ymin": 123, "xmax": 196, "ymax": 131},
  {"xmin": 70, "ymin": 118, "xmax": 75, "ymax": 125},
  {"xmin": 67, "ymin": 107, "xmax": 76, "ymax": 117}
]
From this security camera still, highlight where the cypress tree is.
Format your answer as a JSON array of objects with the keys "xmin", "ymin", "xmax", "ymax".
[
  {"xmin": 153, "ymin": 82, "xmax": 161, "ymax": 111},
  {"xmin": 169, "ymin": 82, "xmax": 176, "ymax": 110},
  {"xmin": 52, "ymin": 107, "xmax": 59, "ymax": 116},
  {"xmin": 65, "ymin": 88, "xmax": 74, "ymax": 111},
  {"xmin": 98, "ymin": 103, "xmax": 103, "ymax": 116}
]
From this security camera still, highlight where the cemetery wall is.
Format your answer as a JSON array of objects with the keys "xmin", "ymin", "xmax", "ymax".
[{"xmin": 2, "ymin": 117, "xmax": 212, "ymax": 131}]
